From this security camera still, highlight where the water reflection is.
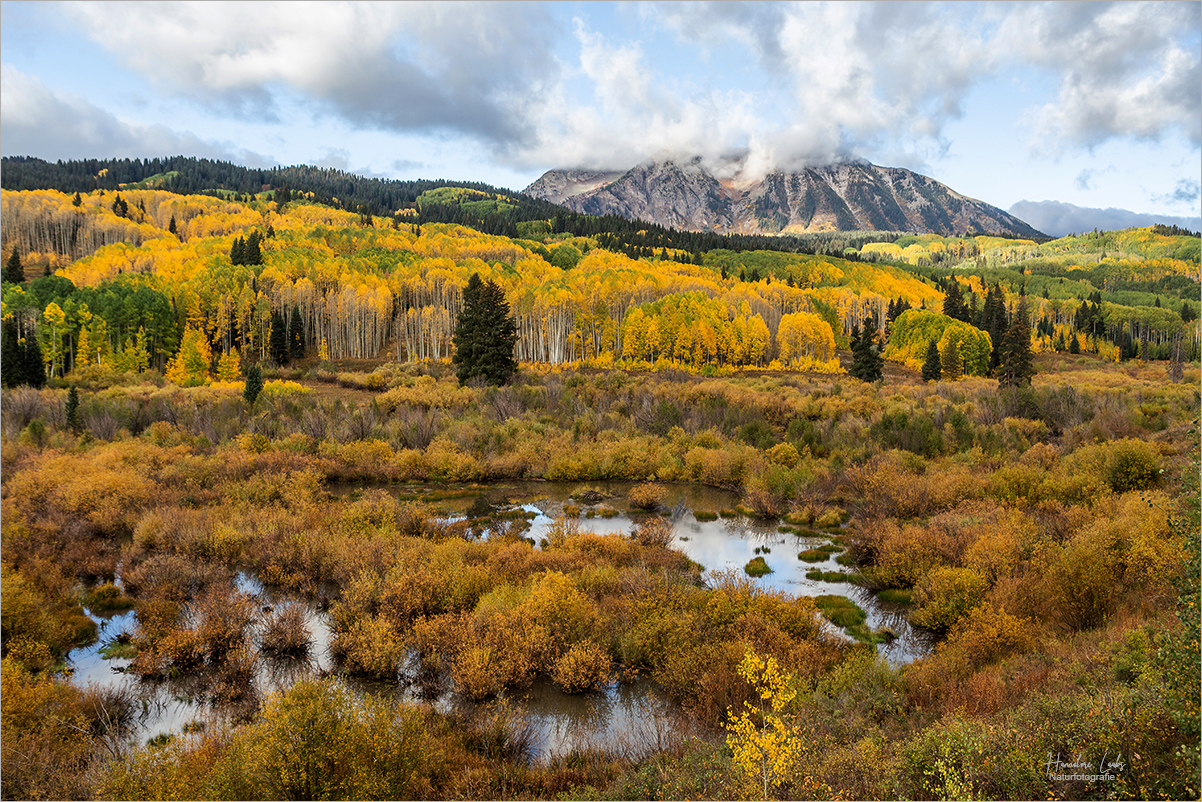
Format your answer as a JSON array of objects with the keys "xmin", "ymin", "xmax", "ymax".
[
  {"xmin": 502, "ymin": 676, "xmax": 695, "ymax": 761},
  {"xmin": 67, "ymin": 480, "xmax": 934, "ymax": 758}
]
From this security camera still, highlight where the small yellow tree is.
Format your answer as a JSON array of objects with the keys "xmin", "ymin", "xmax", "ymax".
[
  {"xmin": 725, "ymin": 650, "xmax": 804, "ymax": 799},
  {"xmin": 216, "ymin": 347, "xmax": 242, "ymax": 381},
  {"xmin": 165, "ymin": 325, "xmax": 213, "ymax": 386}
]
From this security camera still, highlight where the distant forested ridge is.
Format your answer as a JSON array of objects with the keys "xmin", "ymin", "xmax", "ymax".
[{"xmin": 0, "ymin": 156, "xmax": 1035, "ymax": 261}]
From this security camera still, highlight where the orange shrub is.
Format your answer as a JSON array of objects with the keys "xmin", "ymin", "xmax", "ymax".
[{"xmin": 550, "ymin": 640, "xmax": 613, "ymax": 693}]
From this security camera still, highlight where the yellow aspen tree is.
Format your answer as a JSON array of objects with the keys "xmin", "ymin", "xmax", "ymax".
[
  {"xmin": 165, "ymin": 326, "xmax": 213, "ymax": 386},
  {"xmin": 217, "ymin": 347, "xmax": 242, "ymax": 381},
  {"xmin": 725, "ymin": 650, "xmax": 804, "ymax": 800}
]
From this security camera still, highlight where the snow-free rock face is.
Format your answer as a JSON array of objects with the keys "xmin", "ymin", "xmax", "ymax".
[{"xmin": 524, "ymin": 157, "xmax": 1044, "ymax": 238}]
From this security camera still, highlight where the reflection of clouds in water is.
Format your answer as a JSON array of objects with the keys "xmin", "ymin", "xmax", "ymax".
[
  {"xmin": 67, "ymin": 481, "xmax": 935, "ymax": 758},
  {"xmin": 514, "ymin": 677, "xmax": 692, "ymax": 762}
]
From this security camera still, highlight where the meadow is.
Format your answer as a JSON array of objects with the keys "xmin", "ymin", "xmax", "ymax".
[
  {"xmin": 2, "ymin": 184, "xmax": 1199, "ymax": 799},
  {"xmin": 2, "ymin": 348, "xmax": 1198, "ymax": 800}
]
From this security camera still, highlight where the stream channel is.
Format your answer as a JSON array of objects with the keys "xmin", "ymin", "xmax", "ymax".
[{"xmin": 68, "ymin": 480, "xmax": 934, "ymax": 761}]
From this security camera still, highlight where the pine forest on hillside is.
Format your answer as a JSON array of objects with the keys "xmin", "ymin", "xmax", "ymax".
[{"xmin": 1, "ymin": 171, "xmax": 1200, "ymax": 801}]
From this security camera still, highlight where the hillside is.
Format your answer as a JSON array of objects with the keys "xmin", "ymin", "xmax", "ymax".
[
  {"xmin": 0, "ymin": 184, "xmax": 1195, "ymax": 389},
  {"xmin": 524, "ymin": 156, "xmax": 1045, "ymax": 238}
]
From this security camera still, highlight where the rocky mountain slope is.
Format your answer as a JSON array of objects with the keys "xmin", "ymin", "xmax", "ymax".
[{"xmin": 524, "ymin": 156, "xmax": 1043, "ymax": 238}]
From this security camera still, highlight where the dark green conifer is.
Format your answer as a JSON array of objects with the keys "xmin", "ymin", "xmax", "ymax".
[
  {"xmin": 452, "ymin": 273, "xmax": 518, "ymax": 386},
  {"xmin": 942, "ymin": 280, "xmax": 969, "ymax": 322},
  {"xmin": 244, "ymin": 231, "xmax": 263, "ymax": 265},
  {"xmin": 921, "ymin": 340, "xmax": 942, "ymax": 381},
  {"xmin": 269, "ymin": 310, "xmax": 288, "ymax": 365},
  {"xmin": 65, "ymin": 385, "xmax": 81, "ymax": 433},
  {"xmin": 997, "ymin": 296, "xmax": 1036, "ymax": 387},
  {"xmin": 2, "ymin": 318, "xmax": 25, "ymax": 387},
  {"xmin": 23, "ymin": 331, "xmax": 45, "ymax": 388},
  {"xmin": 243, "ymin": 364, "xmax": 263, "ymax": 406},
  {"xmin": 4, "ymin": 248, "xmax": 24, "ymax": 284},
  {"xmin": 849, "ymin": 315, "xmax": 884, "ymax": 383}
]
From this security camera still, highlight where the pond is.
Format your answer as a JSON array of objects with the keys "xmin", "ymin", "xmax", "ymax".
[{"xmin": 67, "ymin": 480, "xmax": 932, "ymax": 758}]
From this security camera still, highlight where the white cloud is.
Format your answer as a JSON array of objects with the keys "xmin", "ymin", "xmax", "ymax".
[
  {"xmin": 62, "ymin": 1, "xmax": 561, "ymax": 145},
  {"xmin": 997, "ymin": 2, "xmax": 1201, "ymax": 150},
  {"xmin": 644, "ymin": 1, "xmax": 1200, "ymax": 166},
  {"xmin": 503, "ymin": 19, "xmax": 764, "ymax": 172},
  {"xmin": 0, "ymin": 64, "xmax": 260, "ymax": 163}
]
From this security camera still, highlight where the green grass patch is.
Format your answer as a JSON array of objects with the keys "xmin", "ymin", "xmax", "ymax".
[
  {"xmin": 805, "ymin": 570, "xmax": 857, "ymax": 583},
  {"xmin": 798, "ymin": 549, "xmax": 830, "ymax": 562},
  {"xmin": 99, "ymin": 640, "xmax": 137, "ymax": 660},
  {"xmin": 815, "ymin": 595, "xmax": 892, "ymax": 643},
  {"xmin": 744, "ymin": 556, "xmax": 772, "ymax": 577},
  {"xmin": 877, "ymin": 588, "xmax": 913, "ymax": 605},
  {"xmin": 82, "ymin": 582, "xmax": 135, "ymax": 613},
  {"xmin": 835, "ymin": 553, "xmax": 857, "ymax": 567},
  {"xmin": 693, "ymin": 510, "xmax": 719, "ymax": 521},
  {"xmin": 718, "ymin": 509, "xmax": 738, "ymax": 519}
]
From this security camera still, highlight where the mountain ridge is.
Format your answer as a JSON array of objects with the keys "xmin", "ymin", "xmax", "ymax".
[{"xmin": 524, "ymin": 156, "xmax": 1045, "ymax": 239}]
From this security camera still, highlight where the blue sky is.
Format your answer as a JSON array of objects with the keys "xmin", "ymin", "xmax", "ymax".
[{"xmin": 2, "ymin": 1, "xmax": 1199, "ymax": 236}]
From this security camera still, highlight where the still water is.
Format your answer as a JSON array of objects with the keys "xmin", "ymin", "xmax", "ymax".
[{"xmin": 67, "ymin": 480, "xmax": 932, "ymax": 758}]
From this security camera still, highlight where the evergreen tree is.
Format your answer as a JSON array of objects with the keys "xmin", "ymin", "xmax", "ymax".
[
  {"xmin": 941, "ymin": 339, "xmax": 963, "ymax": 382},
  {"xmin": 111, "ymin": 194, "xmax": 128, "ymax": 218},
  {"xmin": 1182, "ymin": 302, "xmax": 1197, "ymax": 324},
  {"xmin": 942, "ymin": 279, "xmax": 969, "ymax": 323},
  {"xmin": 1069, "ymin": 332, "xmax": 1081, "ymax": 354},
  {"xmin": 230, "ymin": 237, "xmax": 245, "ymax": 265},
  {"xmin": 169, "ymin": 215, "xmax": 178, "ymax": 236},
  {"xmin": 23, "ymin": 331, "xmax": 45, "ymax": 388},
  {"xmin": 65, "ymin": 385, "xmax": 80, "ymax": 433},
  {"xmin": 1, "ymin": 318, "xmax": 25, "ymax": 387},
  {"xmin": 452, "ymin": 273, "xmax": 518, "ymax": 386},
  {"xmin": 980, "ymin": 283, "xmax": 1007, "ymax": 370},
  {"xmin": 72, "ymin": 192, "xmax": 82, "ymax": 207},
  {"xmin": 921, "ymin": 339, "xmax": 942, "ymax": 381},
  {"xmin": 269, "ymin": 310, "xmax": 288, "ymax": 365},
  {"xmin": 4, "ymin": 247, "xmax": 24, "ymax": 284},
  {"xmin": 288, "ymin": 307, "xmax": 305, "ymax": 360},
  {"xmin": 997, "ymin": 296, "xmax": 1036, "ymax": 388},
  {"xmin": 849, "ymin": 315, "xmax": 884, "ymax": 383},
  {"xmin": 244, "ymin": 231, "xmax": 263, "ymax": 265},
  {"xmin": 243, "ymin": 364, "xmax": 263, "ymax": 406}
]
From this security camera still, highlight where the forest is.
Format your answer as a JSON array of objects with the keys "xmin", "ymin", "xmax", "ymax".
[{"xmin": 1, "ymin": 178, "xmax": 1199, "ymax": 801}]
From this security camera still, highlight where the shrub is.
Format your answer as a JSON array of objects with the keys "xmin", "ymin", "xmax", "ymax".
[
  {"xmin": 910, "ymin": 567, "xmax": 989, "ymax": 633},
  {"xmin": 767, "ymin": 442, "xmax": 800, "ymax": 467},
  {"xmin": 260, "ymin": 604, "xmax": 311, "ymax": 657},
  {"xmin": 551, "ymin": 640, "xmax": 613, "ymax": 693},
  {"xmin": 634, "ymin": 516, "xmax": 674, "ymax": 548},
  {"xmin": 1104, "ymin": 439, "xmax": 1160, "ymax": 493},
  {"xmin": 628, "ymin": 482, "xmax": 667, "ymax": 510}
]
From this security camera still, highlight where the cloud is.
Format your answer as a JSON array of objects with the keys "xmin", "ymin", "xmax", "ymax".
[
  {"xmin": 1009, "ymin": 199, "xmax": 1202, "ymax": 238},
  {"xmin": 503, "ymin": 18, "xmax": 763, "ymax": 172},
  {"xmin": 63, "ymin": 1, "xmax": 561, "ymax": 148},
  {"xmin": 28, "ymin": 0, "xmax": 1202, "ymax": 176},
  {"xmin": 1152, "ymin": 178, "xmax": 1201, "ymax": 207},
  {"xmin": 645, "ymin": 1, "xmax": 1200, "ymax": 167},
  {"xmin": 1000, "ymin": 3, "xmax": 1202, "ymax": 150},
  {"xmin": 0, "ymin": 64, "xmax": 267, "ymax": 164}
]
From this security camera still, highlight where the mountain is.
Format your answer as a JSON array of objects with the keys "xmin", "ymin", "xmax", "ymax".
[{"xmin": 524, "ymin": 156, "xmax": 1044, "ymax": 238}]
